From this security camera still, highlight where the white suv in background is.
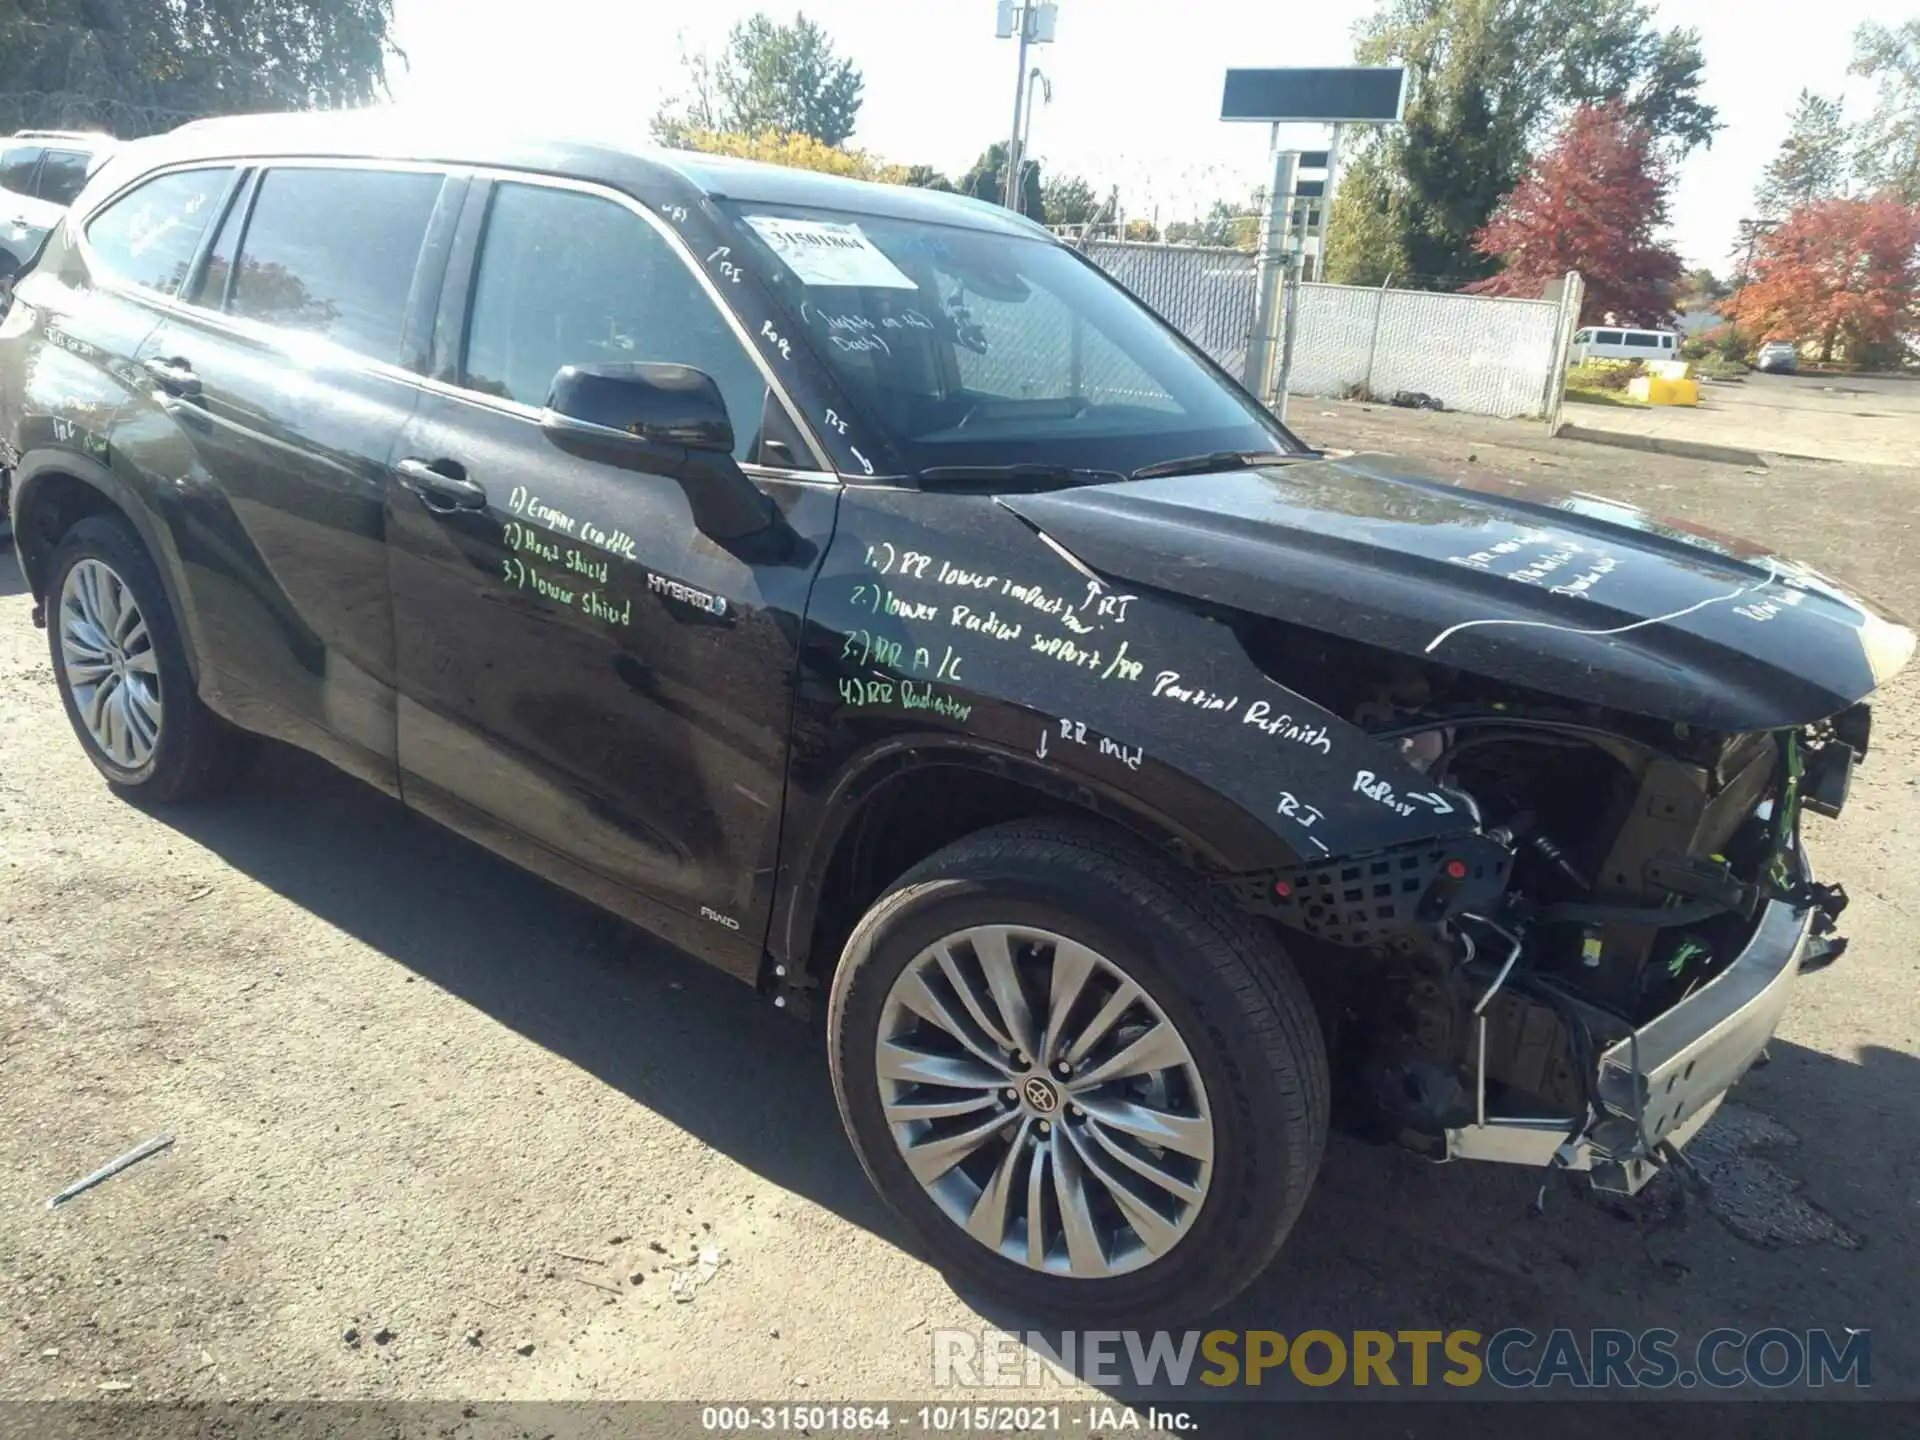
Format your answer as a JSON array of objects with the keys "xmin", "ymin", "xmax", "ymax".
[
  {"xmin": 1, "ymin": 130, "xmax": 118, "ymax": 207},
  {"xmin": 1, "ymin": 130, "xmax": 119, "ymax": 538},
  {"xmin": 3, "ymin": 129, "xmax": 121, "ymax": 298},
  {"xmin": 1570, "ymin": 326, "xmax": 1680, "ymax": 363}
]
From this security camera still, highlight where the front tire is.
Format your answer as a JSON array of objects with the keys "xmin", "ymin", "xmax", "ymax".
[
  {"xmin": 46, "ymin": 514, "xmax": 243, "ymax": 802},
  {"xmin": 828, "ymin": 819, "xmax": 1328, "ymax": 1326}
]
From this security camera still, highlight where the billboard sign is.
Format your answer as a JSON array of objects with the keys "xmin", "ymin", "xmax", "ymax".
[{"xmin": 1220, "ymin": 67, "xmax": 1408, "ymax": 124}]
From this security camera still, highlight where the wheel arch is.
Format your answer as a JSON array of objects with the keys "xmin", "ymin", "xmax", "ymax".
[
  {"xmin": 11, "ymin": 450, "xmax": 200, "ymax": 683},
  {"xmin": 774, "ymin": 734, "xmax": 1296, "ymax": 998}
]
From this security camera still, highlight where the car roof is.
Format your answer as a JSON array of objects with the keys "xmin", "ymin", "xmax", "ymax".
[{"xmin": 134, "ymin": 108, "xmax": 1053, "ymax": 241}]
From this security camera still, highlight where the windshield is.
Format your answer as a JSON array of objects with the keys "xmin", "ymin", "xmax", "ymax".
[{"xmin": 718, "ymin": 201, "xmax": 1291, "ymax": 478}]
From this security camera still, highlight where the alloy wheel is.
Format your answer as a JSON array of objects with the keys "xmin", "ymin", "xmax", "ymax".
[
  {"xmin": 59, "ymin": 557, "xmax": 163, "ymax": 771},
  {"xmin": 875, "ymin": 924, "xmax": 1214, "ymax": 1278}
]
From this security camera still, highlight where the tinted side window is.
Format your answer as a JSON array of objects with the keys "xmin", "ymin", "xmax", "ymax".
[
  {"xmin": 1596, "ymin": 330, "xmax": 1624, "ymax": 345},
  {"xmin": 463, "ymin": 182, "xmax": 769, "ymax": 461},
  {"xmin": 84, "ymin": 167, "xmax": 234, "ymax": 295},
  {"xmin": 0, "ymin": 146, "xmax": 40, "ymax": 193},
  {"xmin": 1625, "ymin": 332, "xmax": 1659, "ymax": 349},
  {"xmin": 38, "ymin": 150, "xmax": 91, "ymax": 206},
  {"xmin": 230, "ymin": 167, "xmax": 441, "ymax": 363}
]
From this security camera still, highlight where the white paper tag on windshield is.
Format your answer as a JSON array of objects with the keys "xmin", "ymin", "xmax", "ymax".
[{"xmin": 744, "ymin": 215, "xmax": 917, "ymax": 289}]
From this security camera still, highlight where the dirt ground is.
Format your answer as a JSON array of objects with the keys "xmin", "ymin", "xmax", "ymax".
[{"xmin": 3, "ymin": 404, "xmax": 1919, "ymax": 1421}]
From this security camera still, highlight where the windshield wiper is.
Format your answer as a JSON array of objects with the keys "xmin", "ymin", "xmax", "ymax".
[
  {"xmin": 1127, "ymin": 449, "xmax": 1310, "ymax": 481},
  {"xmin": 912, "ymin": 463, "xmax": 1128, "ymax": 492}
]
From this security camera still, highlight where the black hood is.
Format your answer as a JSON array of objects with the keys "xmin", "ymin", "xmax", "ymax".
[{"xmin": 1002, "ymin": 453, "xmax": 1914, "ymax": 732}]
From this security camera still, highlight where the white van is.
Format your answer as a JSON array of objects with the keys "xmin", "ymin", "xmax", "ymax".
[{"xmin": 1570, "ymin": 326, "xmax": 1679, "ymax": 363}]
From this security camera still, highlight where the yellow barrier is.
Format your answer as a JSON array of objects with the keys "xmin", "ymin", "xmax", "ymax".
[{"xmin": 1628, "ymin": 373, "xmax": 1700, "ymax": 406}]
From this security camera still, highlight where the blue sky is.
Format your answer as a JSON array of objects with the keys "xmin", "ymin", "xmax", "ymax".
[{"xmin": 386, "ymin": 0, "xmax": 1893, "ymax": 273}]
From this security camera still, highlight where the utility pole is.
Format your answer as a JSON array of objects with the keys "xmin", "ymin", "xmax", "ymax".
[
  {"xmin": 1003, "ymin": 11, "xmax": 1032, "ymax": 209},
  {"xmin": 1244, "ymin": 132, "xmax": 1299, "ymax": 402},
  {"xmin": 1015, "ymin": 66, "xmax": 1051, "ymax": 212},
  {"xmin": 1316, "ymin": 123, "xmax": 1344, "ymax": 278},
  {"xmin": 996, "ymin": 2, "xmax": 1057, "ymax": 212}
]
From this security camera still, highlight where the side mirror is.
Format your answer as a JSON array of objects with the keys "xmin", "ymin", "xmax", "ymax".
[{"xmin": 541, "ymin": 362, "xmax": 779, "ymax": 545}]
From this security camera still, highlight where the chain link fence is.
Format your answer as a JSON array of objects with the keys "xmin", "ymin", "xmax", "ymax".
[
  {"xmin": 1082, "ymin": 240, "xmax": 1260, "ymax": 379},
  {"xmin": 1289, "ymin": 283, "xmax": 1568, "ymax": 419},
  {"xmin": 1079, "ymin": 239, "xmax": 1577, "ymax": 421}
]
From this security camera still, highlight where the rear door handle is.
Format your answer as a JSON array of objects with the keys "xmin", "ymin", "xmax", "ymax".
[
  {"xmin": 142, "ymin": 356, "xmax": 201, "ymax": 399},
  {"xmin": 395, "ymin": 457, "xmax": 488, "ymax": 512}
]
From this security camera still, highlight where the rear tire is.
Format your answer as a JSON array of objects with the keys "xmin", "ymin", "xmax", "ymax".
[
  {"xmin": 828, "ymin": 818, "xmax": 1328, "ymax": 1326},
  {"xmin": 46, "ymin": 514, "xmax": 245, "ymax": 802}
]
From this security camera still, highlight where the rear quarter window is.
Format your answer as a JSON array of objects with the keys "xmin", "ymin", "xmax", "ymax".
[
  {"xmin": 36, "ymin": 150, "xmax": 92, "ymax": 206},
  {"xmin": 84, "ymin": 167, "xmax": 234, "ymax": 294},
  {"xmin": 1, "ymin": 146, "xmax": 40, "ymax": 193}
]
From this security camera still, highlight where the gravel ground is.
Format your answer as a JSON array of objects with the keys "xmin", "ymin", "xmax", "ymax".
[{"xmin": 3, "ymin": 406, "xmax": 1918, "ymax": 1417}]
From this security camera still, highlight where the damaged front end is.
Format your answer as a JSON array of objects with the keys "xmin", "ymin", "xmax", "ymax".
[
  {"xmin": 1223, "ymin": 693, "xmax": 1865, "ymax": 1196},
  {"xmin": 1003, "ymin": 452, "xmax": 1908, "ymax": 1197}
]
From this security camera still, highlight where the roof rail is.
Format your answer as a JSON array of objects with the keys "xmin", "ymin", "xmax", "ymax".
[{"xmin": 9, "ymin": 129, "xmax": 116, "ymax": 144}]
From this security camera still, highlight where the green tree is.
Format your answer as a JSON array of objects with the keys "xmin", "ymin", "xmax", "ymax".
[
  {"xmin": 1165, "ymin": 197, "xmax": 1261, "ymax": 249},
  {"xmin": 1757, "ymin": 91, "xmax": 1851, "ymax": 216},
  {"xmin": 655, "ymin": 12, "xmax": 863, "ymax": 147},
  {"xmin": 1326, "ymin": 0, "xmax": 1717, "ymax": 289},
  {"xmin": 960, "ymin": 143, "xmax": 1045, "ymax": 223},
  {"xmin": 0, "ymin": 0, "xmax": 397, "ymax": 135},
  {"xmin": 1850, "ymin": 18, "xmax": 1920, "ymax": 203},
  {"xmin": 1324, "ymin": 150, "xmax": 1403, "ymax": 282},
  {"xmin": 1042, "ymin": 173, "xmax": 1100, "ymax": 227},
  {"xmin": 900, "ymin": 164, "xmax": 957, "ymax": 193},
  {"xmin": 672, "ymin": 129, "xmax": 907, "ymax": 183},
  {"xmin": 1674, "ymin": 266, "xmax": 1727, "ymax": 310}
]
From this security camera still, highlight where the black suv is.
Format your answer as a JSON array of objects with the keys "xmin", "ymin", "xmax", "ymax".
[{"xmin": 1, "ymin": 111, "xmax": 1909, "ymax": 1324}]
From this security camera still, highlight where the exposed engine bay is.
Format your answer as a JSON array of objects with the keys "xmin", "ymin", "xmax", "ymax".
[{"xmin": 1218, "ymin": 626, "xmax": 1864, "ymax": 1192}]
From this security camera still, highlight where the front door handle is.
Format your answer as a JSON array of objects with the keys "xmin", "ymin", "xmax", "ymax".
[
  {"xmin": 395, "ymin": 457, "xmax": 487, "ymax": 512},
  {"xmin": 142, "ymin": 356, "xmax": 201, "ymax": 399}
]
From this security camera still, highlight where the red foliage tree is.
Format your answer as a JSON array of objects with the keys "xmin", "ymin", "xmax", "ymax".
[
  {"xmin": 1721, "ymin": 198, "xmax": 1920, "ymax": 364},
  {"xmin": 1466, "ymin": 101, "xmax": 1682, "ymax": 326}
]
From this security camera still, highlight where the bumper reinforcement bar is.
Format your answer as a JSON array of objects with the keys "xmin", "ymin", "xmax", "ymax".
[{"xmin": 1445, "ymin": 845, "xmax": 1825, "ymax": 1194}]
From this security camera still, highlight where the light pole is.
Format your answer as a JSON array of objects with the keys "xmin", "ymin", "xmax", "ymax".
[
  {"xmin": 1015, "ymin": 66, "xmax": 1051, "ymax": 214},
  {"xmin": 996, "ymin": 2, "xmax": 1058, "ymax": 211}
]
